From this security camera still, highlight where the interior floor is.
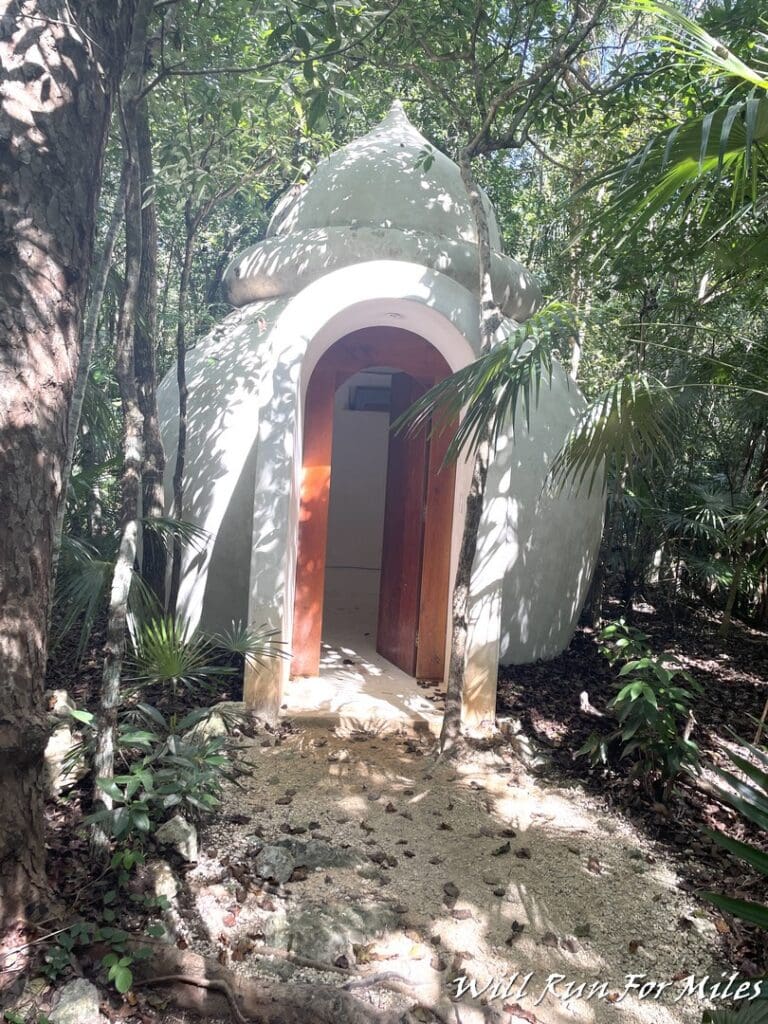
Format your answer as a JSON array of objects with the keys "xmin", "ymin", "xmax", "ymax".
[{"xmin": 282, "ymin": 603, "xmax": 443, "ymax": 735}]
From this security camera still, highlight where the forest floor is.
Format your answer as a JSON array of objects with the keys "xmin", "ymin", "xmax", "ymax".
[
  {"xmin": 23, "ymin": 595, "xmax": 768, "ymax": 1024},
  {"xmin": 498, "ymin": 595, "xmax": 768, "ymax": 981}
]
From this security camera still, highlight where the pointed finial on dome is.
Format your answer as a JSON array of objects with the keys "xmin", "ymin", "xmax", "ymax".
[{"xmin": 376, "ymin": 99, "xmax": 414, "ymax": 135}]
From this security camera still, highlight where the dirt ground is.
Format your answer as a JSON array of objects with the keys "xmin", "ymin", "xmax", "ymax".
[{"xmin": 153, "ymin": 721, "xmax": 734, "ymax": 1024}]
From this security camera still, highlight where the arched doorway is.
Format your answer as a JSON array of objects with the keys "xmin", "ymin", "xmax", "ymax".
[{"xmin": 291, "ymin": 326, "xmax": 456, "ymax": 679}]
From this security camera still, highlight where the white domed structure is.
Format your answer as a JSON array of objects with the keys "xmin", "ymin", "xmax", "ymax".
[
  {"xmin": 224, "ymin": 102, "xmax": 539, "ymax": 320},
  {"xmin": 158, "ymin": 101, "xmax": 604, "ymax": 731}
]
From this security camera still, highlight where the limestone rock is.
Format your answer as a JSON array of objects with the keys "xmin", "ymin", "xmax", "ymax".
[
  {"xmin": 156, "ymin": 815, "xmax": 198, "ymax": 862},
  {"xmin": 271, "ymin": 837, "xmax": 363, "ymax": 870},
  {"xmin": 184, "ymin": 700, "xmax": 255, "ymax": 739},
  {"xmin": 50, "ymin": 978, "xmax": 107, "ymax": 1024},
  {"xmin": 264, "ymin": 902, "xmax": 398, "ymax": 966},
  {"xmin": 255, "ymin": 844, "xmax": 295, "ymax": 884},
  {"xmin": 44, "ymin": 690, "xmax": 86, "ymax": 798},
  {"xmin": 148, "ymin": 858, "xmax": 178, "ymax": 901}
]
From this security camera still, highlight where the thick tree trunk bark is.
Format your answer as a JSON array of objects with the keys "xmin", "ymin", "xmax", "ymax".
[
  {"xmin": 439, "ymin": 150, "xmax": 502, "ymax": 753},
  {"xmin": 167, "ymin": 214, "xmax": 195, "ymax": 618},
  {"xmin": 92, "ymin": 0, "xmax": 153, "ymax": 855},
  {"xmin": 134, "ymin": 94, "xmax": 166, "ymax": 602},
  {"xmin": 0, "ymin": 0, "xmax": 132, "ymax": 970}
]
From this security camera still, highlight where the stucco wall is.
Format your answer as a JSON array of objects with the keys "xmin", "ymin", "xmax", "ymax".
[{"xmin": 493, "ymin": 365, "xmax": 605, "ymax": 665}]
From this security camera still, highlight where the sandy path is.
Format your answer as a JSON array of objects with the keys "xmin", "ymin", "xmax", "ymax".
[{"xmin": 165, "ymin": 725, "xmax": 730, "ymax": 1024}]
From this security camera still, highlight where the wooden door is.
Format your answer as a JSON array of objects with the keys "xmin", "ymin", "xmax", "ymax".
[
  {"xmin": 376, "ymin": 374, "xmax": 429, "ymax": 675},
  {"xmin": 415, "ymin": 412, "xmax": 456, "ymax": 681}
]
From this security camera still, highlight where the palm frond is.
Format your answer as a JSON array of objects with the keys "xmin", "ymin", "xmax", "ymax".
[
  {"xmin": 633, "ymin": 0, "xmax": 768, "ymax": 93},
  {"xmin": 603, "ymin": 97, "xmax": 768, "ymax": 245},
  {"xmin": 393, "ymin": 303, "xmax": 575, "ymax": 462},
  {"xmin": 53, "ymin": 535, "xmax": 160, "ymax": 662},
  {"xmin": 129, "ymin": 616, "xmax": 231, "ymax": 693},
  {"xmin": 549, "ymin": 375, "xmax": 677, "ymax": 494},
  {"xmin": 142, "ymin": 514, "xmax": 210, "ymax": 553},
  {"xmin": 52, "ymin": 536, "xmax": 115, "ymax": 661},
  {"xmin": 212, "ymin": 621, "xmax": 289, "ymax": 667}
]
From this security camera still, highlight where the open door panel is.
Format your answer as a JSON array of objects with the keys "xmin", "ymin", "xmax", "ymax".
[{"xmin": 376, "ymin": 374, "xmax": 428, "ymax": 675}]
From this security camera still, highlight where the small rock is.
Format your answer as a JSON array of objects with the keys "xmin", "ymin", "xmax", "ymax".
[
  {"xmin": 443, "ymin": 882, "xmax": 459, "ymax": 901},
  {"xmin": 514, "ymin": 847, "xmax": 531, "ymax": 860},
  {"xmin": 539, "ymin": 931, "xmax": 559, "ymax": 948},
  {"xmin": 50, "ymin": 979, "xmax": 107, "ymax": 1024},
  {"xmin": 255, "ymin": 845, "xmax": 296, "ymax": 884},
  {"xmin": 155, "ymin": 815, "xmax": 198, "ymax": 862},
  {"xmin": 685, "ymin": 915, "xmax": 719, "ymax": 939},
  {"xmin": 492, "ymin": 842, "xmax": 511, "ymax": 856}
]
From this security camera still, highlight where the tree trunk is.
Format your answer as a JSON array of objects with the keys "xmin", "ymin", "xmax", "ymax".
[
  {"xmin": 134, "ymin": 93, "xmax": 166, "ymax": 602},
  {"xmin": 167, "ymin": 213, "xmax": 195, "ymax": 618},
  {"xmin": 439, "ymin": 150, "xmax": 502, "ymax": 753},
  {"xmin": 92, "ymin": 0, "xmax": 154, "ymax": 855},
  {"xmin": 0, "ymin": 0, "xmax": 132, "ymax": 971},
  {"xmin": 719, "ymin": 555, "xmax": 744, "ymax": 638},
  {"xmin": 50, "ymin": 165, "xmax": 128, "ymax": 597}
]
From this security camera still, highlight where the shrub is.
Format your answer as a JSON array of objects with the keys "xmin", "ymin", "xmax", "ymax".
[
  {"xmin": 579, "ymin": 619, "xmax": 702, "ymax": 798},
  {"xmin": 81, "ymin": 703, "xmax": 248, "ymax": 841}
]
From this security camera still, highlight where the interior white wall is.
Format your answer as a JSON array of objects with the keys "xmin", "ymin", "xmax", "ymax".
[{"xmin": 323, "ymin": 372, "xmax": 391, "ymax": 639}]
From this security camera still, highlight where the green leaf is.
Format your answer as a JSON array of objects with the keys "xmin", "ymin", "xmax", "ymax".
[
  {"xmin": 702, "ymin": 892, "xmax": 768, "ymax": 931},
  {"xmin": 113, "ymin": 965, "xmax": 133, "ymax": 994},
  {"xmin": 69, "ymin": 708, "xmax": 94, "ymax": 724},
  {"xmin": 96, "ymin": 778, "xmax": 124, "ymax": 802},
  {"xmin": 307, "ymin": 90, "xmax": 328, "ymax": 130},
  {"xmin": 703, "ymin": 827, "xmax": 768, "ymax": 878}
]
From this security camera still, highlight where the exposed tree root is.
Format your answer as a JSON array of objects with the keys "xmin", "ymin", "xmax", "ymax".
[
  {"xmin": 128, "ymin": 939, "xmax": 407, "ymax": 1024},
  {"xmin": 134, "ymin": 974, "xmax": 249, "ymax": 1024},
  {"xmin": 125, "ymin": 938, "xmax": 509, "ymax": 1024}
]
